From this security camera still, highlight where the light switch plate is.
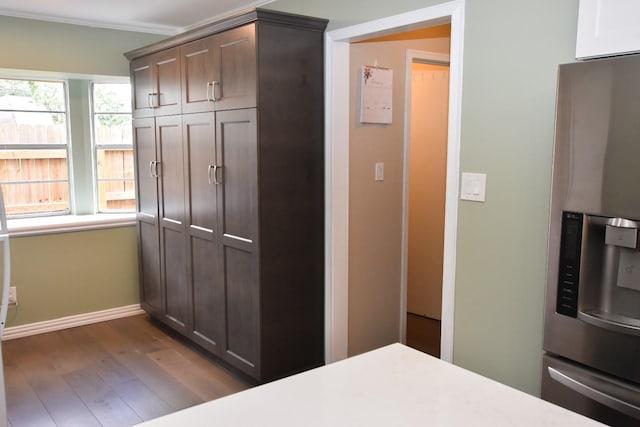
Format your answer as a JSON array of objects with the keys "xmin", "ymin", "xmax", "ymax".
[{"xmin": 460, "ymin": 172, "xmax": 486, "ymax": 202}]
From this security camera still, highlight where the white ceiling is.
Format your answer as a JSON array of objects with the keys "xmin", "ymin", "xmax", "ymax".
[{"xmin": 0, "ymin": 0, "xmax": 275, "ymax": 35}]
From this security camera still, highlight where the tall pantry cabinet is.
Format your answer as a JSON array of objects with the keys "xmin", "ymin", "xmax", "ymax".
[{"xmin": 125, "ymin": 9, "xmax": 328, "ymax": 382}]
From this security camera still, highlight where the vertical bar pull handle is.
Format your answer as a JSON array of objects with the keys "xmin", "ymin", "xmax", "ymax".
[
  {"xmin": 148, "ymin": 93, "xmax": 158, "ymax": 109},
  {"xmin": 211, "ymin": 81, "xmax": 220, "ymax": 102},
  {"xmin": 149, "ymin": 161, "xmax": 159, "ymax": 178},
  {"xmin": 206, "ymin": 83, "xmax": 214, "ymax": 102},
  {"xmin": 210, "ymin": 165, "xmax": 222, "ymax": 185}
]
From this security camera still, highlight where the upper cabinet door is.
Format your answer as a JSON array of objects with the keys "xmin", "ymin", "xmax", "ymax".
[
  {"xmin": 181, "ymin": 24, "xmax": 257, "ymax": 113},
  {"xmin": 215, "ymin": 24, "xmax": 257, "ymax": 111},
  {"xmin": 131, "ymin": 57, "xmax": 155, "ymax": 118},
  {"xmin": 576, "ymin": 0, "xmax": 640, "ymax": 59},
  {"xmin": 154, "ymin": 48, "xmax": 182, "ymax": 116},
  {"xmin": 131, "ymin": 47, "xmax": 182, "ymax": 118},
  {"xmin": 181, "ymin": 37, "xmax": 217, "ymax": 114}
]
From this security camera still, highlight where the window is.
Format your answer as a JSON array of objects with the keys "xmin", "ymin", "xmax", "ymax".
[
  {"xmin": 0, "ymin": 78, "xmax": 70, "ymax": 217},
  {"xmin": 92, "ymin": 83, "xmax": 135, "ymax": 212}
]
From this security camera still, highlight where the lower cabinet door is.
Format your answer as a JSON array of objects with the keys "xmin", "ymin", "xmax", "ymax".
[
  {"xmin": 183, "ymin": 112, "xmax": 225, "ymax": 353},
  {"xmin": 156, "ymin": 115, "xmax": 189, "ymax": 333},
  {"xmin": 138, "ymin": 220, "xmax": 161, "ymax": 315},
  {"xmin": 216, "ymin": 108, "xmax": 260, "ymax": 377}
]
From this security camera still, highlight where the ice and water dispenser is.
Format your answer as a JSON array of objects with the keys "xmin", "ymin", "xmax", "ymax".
[{"xmin": 557, "ymin": 211, "xmax": 640, "ymax": 335}]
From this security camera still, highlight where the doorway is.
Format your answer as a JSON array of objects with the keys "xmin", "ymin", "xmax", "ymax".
[
  {"xmin": 325, "ymin": 0, "xmax": 465, "ymax": 363},
  {"xmin": 402, "ymin": 52, "xmax": 450, "ymax": 357}
]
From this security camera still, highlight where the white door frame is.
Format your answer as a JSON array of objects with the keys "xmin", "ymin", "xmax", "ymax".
[
  {"xmin": 400, "ymin": 49, "xmax": 450, "ymax": 345},
  {"xmin": 325, "ymin": 0, "xmax": 465, "ymax": 363}
]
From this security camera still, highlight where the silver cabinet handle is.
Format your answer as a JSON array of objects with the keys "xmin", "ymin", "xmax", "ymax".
[
  {"xmin": 210, "ymin": 81, "xmax": 220, "ymax": 102},
  {"xmin": 149, "ymin": 161, "xmax": 159, "ymax": 178},
  {"xmin": 208, "ymin": 165, "xmax": 222, "ymax": 184},
  {"xmin": 148, "ymin": 92, "xmax": 158, "ymax": 109},
  {"xmin": 206, "ymin": 82, "xmax": 214, "ymax": 102},
  {"xmin": 548, "ymin": 366, "xmax": 640, "ymax": 419}
]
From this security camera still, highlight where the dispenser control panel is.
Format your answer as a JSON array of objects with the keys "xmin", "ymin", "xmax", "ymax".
[{"xmin": 556, "ymin": 211, "xmax": 583, "ymax": 317}]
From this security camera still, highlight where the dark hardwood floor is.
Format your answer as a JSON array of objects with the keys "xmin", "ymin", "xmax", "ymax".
[
  {"xmin": 406, "ymin": 313, "xmax": 441, "ymax": 358},
  {"xmin": 1, "ymin": 314, "xmax": 251, "ymax": 427}
]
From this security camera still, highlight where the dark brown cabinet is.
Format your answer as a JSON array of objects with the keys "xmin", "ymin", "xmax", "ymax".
[
  {"xmin": 131, "ymin": 48, "xmax": 182, "ymax": 118},
  {"xmin": 127, "ymin": 9, "xmax": 327, "ymax": 382},
  {"xmin": 133, "ymin": 118, "xmax": 161, "ymax": 316},
  {"xmin": 183, "ymin": 112, "xmax": 224, "ymax": 353},
  {"xmin": 216, "ymin": 108, "xmax": 259, "ymax": 375},
  {"xmin": 181, "ymin": 25, "xmax": 257, "ymax": 114}
]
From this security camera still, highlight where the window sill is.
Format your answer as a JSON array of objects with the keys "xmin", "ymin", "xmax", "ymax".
[{"xmin": 7, "ymin": 213, "xmax": 137, "ymax": 237}]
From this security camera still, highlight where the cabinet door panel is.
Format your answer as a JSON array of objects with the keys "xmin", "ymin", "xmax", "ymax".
[
  {"xmin": 155, "ymin": 48, "xmax": 182, "ymax": 116},
  {"xmin": 163, "ymin": 226, "xmax": 188, "ymax": 328},
  {"xmin": 157, "ymin": 116, "xmax": 185, "ymax": 224},
  {"xmin": 191, "ymin": 235, "xmax": 223, "ymax": 351},
  {"xmin": 131, "ymin": 59, "xmax": 154, "ymax": 118},
  {"xmin": 139, "ymin": 221, "xmax": 161, "ymax": 314},
  {"xmin": 133, "ymin": 117, "xmax": 161, "ymax": 316},
  {"xmin": 133, "ymin": 118, "xmax": 158, "ymax": 219},
  {"xmin": 215, "ymin": 25, "xmax": 257, "ymax": 110},
  {"xmin": 577, "ymin": 0, "xmax": 640, "ymax": 58},
  {"xmin": 217, "ymin": 108, "xmax": 258, "ymax": 376},
  {"xmin": 217, "ymin": 109, "xmax": 257, "ymax": 241},
  {"xmin": 223, "ymin": 245, "xmax": 258, "ymax": 374},
  {"xmin": 184, "ymin": 112, "xmax": 222, "ymax": 351},
  {"xmin": 184, "ymin": 113, "xmax": 217, "ymax": 231},
  {"xmin": 181, "ymin": 38, "xmax": 216, "ymax": 114}
]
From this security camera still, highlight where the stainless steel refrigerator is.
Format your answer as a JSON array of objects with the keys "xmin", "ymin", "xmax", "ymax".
[{"xmin": 542, "ymin": 54, "xmax": 640, "ymax": 425}]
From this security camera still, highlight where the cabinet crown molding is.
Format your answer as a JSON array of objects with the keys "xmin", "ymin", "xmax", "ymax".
[{"xmin": 124, "ymin": 8, "xmax": 329, "ymax": 61}]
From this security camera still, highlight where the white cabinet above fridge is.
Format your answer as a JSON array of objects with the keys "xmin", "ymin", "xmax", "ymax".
[{"xmin": 576, "ymin": 0, "xmax": 640, "ymax": 59}]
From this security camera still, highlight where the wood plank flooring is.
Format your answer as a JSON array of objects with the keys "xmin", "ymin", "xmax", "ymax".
[
  {"xmin": 1, "ymin": 314, "xmax": 251, "ymax": 427},
  {"xmin": 406, "ymin": 313, "xmax": 441, "ymax": 358}
]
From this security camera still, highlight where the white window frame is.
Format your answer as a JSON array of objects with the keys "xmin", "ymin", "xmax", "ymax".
[
  {"xmin": 1, "ymin": 70, "xmax": 135, "ymax": 236},
  {"xmin": 0, "ymin": 77, "xmax": 73, "ymax": 218},
  {"xmin": 90, "ymin": 80, "xmax": 134, "ymax": 214}
]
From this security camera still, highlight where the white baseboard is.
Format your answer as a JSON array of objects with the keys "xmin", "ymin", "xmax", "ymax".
[{"xmin": 2, "ymin": 304, "xmax": 145, "ymax": 341}]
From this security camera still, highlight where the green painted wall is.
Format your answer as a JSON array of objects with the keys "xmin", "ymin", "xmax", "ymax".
[
  {"xmin": 454, "ymin": 0, "xmax": 577, "ymax": 396},
  {"xmin": 0, "ymin": 18, "xmax": 166, "ymax": 327},
  {"xmin": 0, "ymin": 15, "xmax": 164, "ymax": 76},
  {"xmin": 269, "ymin": 0, "xmax": 579, "ymax": 395},
  {"xmin": 5, "ymin": 227, "xmax": 139, "ymax": 326}
]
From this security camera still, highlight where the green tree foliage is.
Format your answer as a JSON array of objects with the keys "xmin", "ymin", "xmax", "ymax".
[
  {"xmin": 0, "ymin": 78, "xmax": 66, "ymax": 123},
  {"xmin": 93, "ymin": 83, "xmax": 131, "ymax": 126}
]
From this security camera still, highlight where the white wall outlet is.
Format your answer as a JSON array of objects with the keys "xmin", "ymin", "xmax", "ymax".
[
  {"xmin": 375, "ymin": 162, "xmax": 385, "ymax": 181},
  {"xmin": 8, "ymin": 286, "xmax": 17, "ymax": 305}
]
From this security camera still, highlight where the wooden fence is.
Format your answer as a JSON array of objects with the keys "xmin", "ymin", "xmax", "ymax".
[{"xmin": 0, "ymin": 123, "xmax": 135, "ymax": 214}]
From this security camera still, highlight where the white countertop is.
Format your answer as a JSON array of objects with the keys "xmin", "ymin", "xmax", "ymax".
[{"xmin": 138, "ymin": 343, "xmax": 602, "ymax": 426}]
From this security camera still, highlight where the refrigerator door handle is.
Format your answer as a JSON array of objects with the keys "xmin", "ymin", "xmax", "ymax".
[{"xmin": 548, "ymin": 366, "xmax": 640, "ymax": 420}]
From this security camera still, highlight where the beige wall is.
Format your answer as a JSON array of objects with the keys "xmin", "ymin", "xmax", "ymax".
[
  {"xmin": 406, "ymin": 62, "xmax": 449, "ymax": 320},
  {"xmin": 348, "ymin": 37, "xmax": 450, "ymax": 356}
]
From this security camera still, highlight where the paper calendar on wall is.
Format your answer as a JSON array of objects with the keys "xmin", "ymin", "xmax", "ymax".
[{"xmin": 360, "ymin": 65, "xmax": 393, "ymax": 124}]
